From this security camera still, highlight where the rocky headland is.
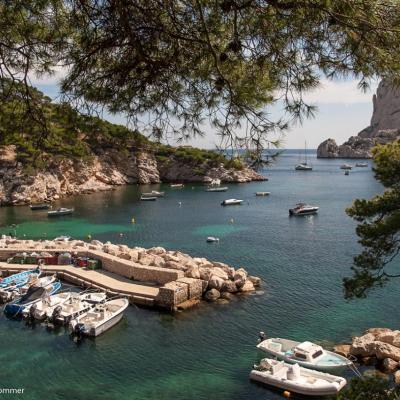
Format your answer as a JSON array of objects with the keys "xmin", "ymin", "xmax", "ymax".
[
  {"xmin": 317, "ymin": 80, "xmax": 400, "ymax": 158},
  {"xmin": 0, "ymin": 144, "xmax": 264, "ymax": 206},
  {"xmin": 335, "ymin": 328, "xmax": 400, "ymax": 382}
]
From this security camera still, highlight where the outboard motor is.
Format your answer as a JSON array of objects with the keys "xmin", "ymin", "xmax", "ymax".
[
  {"xmin": 25, "ymin": 304, "xmax": 37, "ymax": 325},
  {"xmin": 51, "ymin": 305, "xmax": 62, "ymax": 323},
  {"xmin": 72, "ymin": 322, "xmax": 85, "ymax": 342},
  {"xmin": 258, "ymin": 331, "xmax": 266, "ymax": 343}
]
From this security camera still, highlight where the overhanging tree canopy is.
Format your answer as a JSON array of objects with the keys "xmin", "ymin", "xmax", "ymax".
[{"xmin": 1, "ymin": 1, "xmax": 400, "ymax": 154}]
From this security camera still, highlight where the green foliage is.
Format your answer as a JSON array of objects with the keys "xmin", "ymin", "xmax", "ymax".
[
  {"xmin": 334, "ymin": 376, "xmax": 400, "ymax": 400},
  {"xmin": 2, "ymin": 1, "xmax": 400, "ymax": 152},
  {"xmin": 345, "ymin": 141, "xmax": 400, "ymax": 298}
]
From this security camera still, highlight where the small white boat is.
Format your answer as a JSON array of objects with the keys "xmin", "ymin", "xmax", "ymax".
[
  {"xmin": 257, "ymin": 337, "xmax": 352, "ymax": 371},
  {"xmin": 205, "ymin": 187, "xmax": 228, "ymax": 192},
  {"xmin": 250, "ymin": 358, "xmax": 347, "ymax": 396},
  {"xmin": 141, "ymin": 191, "xmax": 165, "ymax": 197},
  {"xmin": 255, "ymin": 192, "xmax": 270, "ymax": 196},
  {"xmin": 30, "ymin": 291, "xmax": 72, "ymax": 320},
  {"xmin": 140, "ymin": 196, "xmax": 157, "ymax": 201},
  {"xmin": 48, "ymin": 207, "xmax": 74, "ymax": 217},
  {"xmin": 340, "ymin": 164, "xmax": 352, "ymax": 170},
  {"xmin": 289, "ymin": 203, "xmax": 319, "ymax": 216},
  {"xmin": 295, "ymin": 163, "xmax": 312, "ymax": 171},
  {"xmin": 54, "ymin": 235, "xmax": 72, "ymax": 242},
  {"xmin": 355, "ymin": 162, "xmax": 368, "ymax": 167},
  {"xmin": 206, "ymin": 237, "xmax": 220, "ymax": 243},
  {"xmin": 70, "ymin": 298, "xmax": 129, "ymax": 337},
  {"xmin": 221, "ymin": 199, "xmax": 243, "ymax": 206},
  {"xmin": 170, "ymin": 183, "xmax": 184, "ymax": 188}
]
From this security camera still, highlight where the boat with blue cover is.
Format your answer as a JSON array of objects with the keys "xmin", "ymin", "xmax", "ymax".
[
  {"xmin": 4, "ymin": 279, "xmax": 61, "ymax": 317},
  {"xmin": 0, "ymin": 268, "xmax": 40, "ymax": 289},
  {"xmin": 257, "ymin": 335, "xmax": 352, "ymax": 371}
]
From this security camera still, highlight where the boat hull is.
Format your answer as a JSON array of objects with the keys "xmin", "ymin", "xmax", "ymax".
[
  {"xmin": 86, "ymin": 311, "xmax": 124, "ymax": 337},
  {"xmin": 250, "ymin": 370, "xmax": 345, "ymax": 396}
]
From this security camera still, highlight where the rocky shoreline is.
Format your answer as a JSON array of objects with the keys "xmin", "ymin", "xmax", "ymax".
[
  {"xmin": 0, "ymin": 145, "xmax": 265, "ymax": 206},
  {"xmin": 335, "ymin": 328, "xmax": 400, "ymax": 382},
  {"xmin": 0, "ymin": 237, "xmax": 261, "ymax": 307}
]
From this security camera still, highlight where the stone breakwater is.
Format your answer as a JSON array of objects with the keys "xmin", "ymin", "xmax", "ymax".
[
  {"xmin": 335, "ymin": 328, "xmax": 400, "ymax": 382},
  {"xmin": 0, "ymin": 145, "xmax": 265, "ymax": 205},
  {"xmin": 0, "ymin": 237, "xmax": 261, "ymax": 310}
]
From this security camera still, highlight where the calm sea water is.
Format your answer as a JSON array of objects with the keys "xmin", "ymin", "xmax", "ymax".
[{"xmin": 0, "ymin": 150, "xmax": 398, "ymax": 400}]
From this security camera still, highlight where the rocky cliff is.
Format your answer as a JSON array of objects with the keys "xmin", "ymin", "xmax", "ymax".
[
  {"xmin": 0, "ymin": 145, "xmax": 264, "ymax": 205},
  {"xmin": 317, "ymin": 80, "xmax": 400, "ymax": 158}
]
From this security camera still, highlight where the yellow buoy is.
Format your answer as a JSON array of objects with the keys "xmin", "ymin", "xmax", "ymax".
[
  {"xmin": 87, "ymin": 234, "xmax": 92, "ymax": 240},
  {"xmin": 131, "ymin": 218, "xmax": 135, "ymax": 224},
  {"xmin": 283, "ymin": 390, "xmax": 291, "ymax": 398}
]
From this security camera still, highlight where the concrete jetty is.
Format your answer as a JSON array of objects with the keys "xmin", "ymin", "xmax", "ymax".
[{"xmin": 0, "ymin": 237, "xmax": 261, "ymax": 310}]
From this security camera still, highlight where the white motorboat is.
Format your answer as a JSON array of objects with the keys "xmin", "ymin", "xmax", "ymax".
[
  {"xmin": 340, "ymin": 164, "xmax": 352, "ymax": 170},
  {"xmin": 140, "ymin": 196, "xmax": 157, "ymax": 201},
  {"xmin": 205, "ymin": 187, "xmax": 228, "ymax": 192},
  {"xmin": 141, "ymin": 191, "xmax": 165, "ymax": 197},
  {"xmin": 250, "ymin": 358, "xmax": 347, "ymax": 396},
  {"xmin": 170, "ymin": 183, "xmax": 184, "ymax": 188},
  {"xmin": 221, "ymin": 199, "xmax": 243, "ymax": 206},
  {"xmin": 255, "ymin": 192, "xmax": 270, "ymax": 196},
  {"xmin": 257, "ymin": 336, "xmax": 352, "ymax": 371},
  {"xmin": 54, "ymin": 235, "xmax": 72, "ymax": 242},
  {"xmin": 70, "ymin": 298, "xmax": 129, "ymax": 337},
  {"xmin": 289, "ymin": 203, "xmax": 319, "ymax": 216},
  {"xmin": 51, "ymin": 291, "xmax": 107, "ymax": 324},
  {"xmin": 295, "ymin": 141, "xmax": 313, "ymax": 171},
  {"xmin": 206, "ymin": 236, "xmax": 220, "ymax": 243},
  {"xmin": 30, "ymin": 291, "xmax": 72, "ymax": 320},
  {"xmin": 48, "ymin": 207, "xmax": 74, "ymax": 217},
  {"xmin": 355, "ymin": 162, "xmax": 368, "ymax": 167}
]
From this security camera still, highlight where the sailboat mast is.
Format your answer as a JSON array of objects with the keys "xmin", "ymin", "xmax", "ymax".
[{"xmin": 304, "ymin": 141, "xmax": 307, "ymax": 165}]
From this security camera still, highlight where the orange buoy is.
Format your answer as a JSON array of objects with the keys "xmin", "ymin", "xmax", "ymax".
[{"xmin": 283, "ymin": 390, "xmax": 291, "ymax": 398}]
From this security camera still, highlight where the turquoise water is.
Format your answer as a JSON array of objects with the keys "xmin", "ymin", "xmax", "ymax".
[{"xmin": 0, "ymin": 150, "xmax": 398, "ymax": 399}]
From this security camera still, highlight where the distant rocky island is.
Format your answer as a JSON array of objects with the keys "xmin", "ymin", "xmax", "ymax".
[
  {"xmin": 317, "ymin": 80, "xmax": 400, "ymax": 158},
  {"xmin": 0, "ymin": 87, "xmax": 264, "ymax": 206}
]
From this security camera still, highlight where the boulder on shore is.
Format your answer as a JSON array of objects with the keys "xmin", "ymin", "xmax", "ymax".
[{"xmin": 205, "ymin": 289, "xmax": 220, "ymax": 301}]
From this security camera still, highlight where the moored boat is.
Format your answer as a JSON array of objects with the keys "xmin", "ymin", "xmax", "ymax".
[
  {"xmin": 29, "ymin": 291, "xmax": 72, "ymax": 321},
  {"xmin": 30, "ymin": 204, "xmax": 50, "ymax": 210},
  {"xmin": 295, "ymin": 141, "xmax": 313, "ymax": 171},
  {"xmin": 47, "ymin": 207, "xmax": 74, "ymax": 217},
  {"xmin": 141, "ymin": 191, "xmax": 165, "ymax": 197},
  {"xmin": 340, "ymin": 164, "xmax": 352, "ymax": 170},
  {"xmin": 289, "ymin": 203, "xmax": 319, "ymax": 216},
  {"xmin": 355, "ymin": 162, "xmax": 368, "ymax": 167},
  {"xmin": 205, "ymin": 187, "xmax": 228, "ymax": 192},
  {"xmin": 255, "ymin": 192, "xmax": 270, "ymax": 196},
  {"xmin": 206, "ymin": 236, "xmax": 220, "ymax": 243},
  {"xmin": 250, "ymin": 358, "xmax": 347, "ymax": 396},
  {"xmin": 170, "ymin": 183, "xmax": 184, "ymax": 188},
  {"xmin": 0, "ymin": 268, "xmax": 40, "ymax": 289},
  {"xmin": 221, "ymin": 199, "xmax": 243, "ymax": 206},
  {"xmin": 257, "ymin": 336, "xmax": 352, "ymax": 371},
  {"xmin": 4, "ymin": 279, "xmax": 61, "ymax": 317},
  {"xmin": 70, "ymin": 297, "xmax": 129, "ymax": 337},
  {"xmin": 140, "ymin": 196, "xmax": 157, "ymax": 201}
]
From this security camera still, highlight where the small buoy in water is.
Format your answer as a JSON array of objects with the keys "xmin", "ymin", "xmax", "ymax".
[
  {"xmin": 87, "ymin": 234, "xmax": 92, "ymax": 240},
  {"xmin": 119, "ymin": 233, "xmax": 123, "ymax": 237},
  {"xmin": 131, "ymin": 217, "xmax": 135, "ymax": 224},
  {"xmin": 230, "ymin": 218, "xmax": 234, "ymax": 224},
  {"xmin": 178, "ymin": 201, "xmax": 182, "ymax": 207},
  {"xmin": 283, "ymin": 390, "xmax": 291, "ymax": 398}
]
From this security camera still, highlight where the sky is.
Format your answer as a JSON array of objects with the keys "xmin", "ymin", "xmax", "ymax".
[{"xmin": 33, "ymin": 72, "xmax": 378, "ymax": 150}]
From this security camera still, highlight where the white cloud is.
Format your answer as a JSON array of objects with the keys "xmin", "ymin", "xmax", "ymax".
[
  {"xmin": 28, "ymin": 65, "xmax": 68, "ymax": 86},
  {"xmin": 302, "ymin": 78, "xmax": 378, "ymax": 105}
]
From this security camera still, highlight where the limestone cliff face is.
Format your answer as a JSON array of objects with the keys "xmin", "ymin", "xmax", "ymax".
[
  {"xmin": 0, "ymin": 146, "xmax": 264, "ymax": 205},
  {"xmin": 317, "ymin": 80, "xmax": 400, "ymax": 158}
]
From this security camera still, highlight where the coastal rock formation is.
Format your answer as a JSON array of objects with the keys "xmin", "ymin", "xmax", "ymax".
[
  {"xmin": 0, "ymin": 236, "xmax": 261, "ymax": 307},
  {"xmin": 317, "ymin": 80, "xmax": 400, "ymax": 158},
  {"xmin": 337, "ymin": 327, "xmax": 400, "ymax": 376},
  {"xmin": 0, "ymin": 145, "xmax": 265, "ymax": 205}
]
